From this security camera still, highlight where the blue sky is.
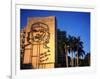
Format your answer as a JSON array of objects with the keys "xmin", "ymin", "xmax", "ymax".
[{"xmin": 20, "ymin": 9, "xmax": 90, "ymax": 54}]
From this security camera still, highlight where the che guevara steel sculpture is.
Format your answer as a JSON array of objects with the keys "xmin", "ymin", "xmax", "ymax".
[{"xmin": 26, "ymin": 22, "xmax": 51, "ymax": 68}]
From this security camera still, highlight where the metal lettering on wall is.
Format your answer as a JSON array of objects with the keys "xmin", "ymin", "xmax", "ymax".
[{"xmin": 22, "ymin": 16, "xmax": 55, "ymax": 69}]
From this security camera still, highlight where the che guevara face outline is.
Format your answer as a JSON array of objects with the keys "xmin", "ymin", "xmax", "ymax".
[{"xmin": 30, "ymin": 22, "xmax": 50, "ymax": 44}]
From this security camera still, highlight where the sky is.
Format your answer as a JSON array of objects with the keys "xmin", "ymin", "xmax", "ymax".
[{"xmin": 20, "ymin": 9, "xmax": 90, "ymax": 54}]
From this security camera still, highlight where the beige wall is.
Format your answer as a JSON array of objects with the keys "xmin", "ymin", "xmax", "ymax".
[{"xmin": 21, "ymin": 16, "xmax": 55, "ymax": 69}]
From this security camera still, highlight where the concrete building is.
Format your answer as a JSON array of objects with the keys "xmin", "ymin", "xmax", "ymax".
[{"xmin": 20, "ymin": 16, "xmax": 55, "ymax": 69}]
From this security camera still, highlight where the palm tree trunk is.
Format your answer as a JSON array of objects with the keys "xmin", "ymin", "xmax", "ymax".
[
  {"xmin": 75, "ymin": 54, "xmax": 77, "ymax": 66},
  {"xmin": 76, "ymin": 50, "xmax": 79, "ymax": 66},
  {"xmin": 65, "ymin": 49, "xmax": 68, "ymax": 67},
  {"xmin": 70, "ymin": 49, "xmax": 74, "ymax": 67},
  {"xmin": 64, "ymin": 44, "xmax": 68, "ymax": 67},
  {"xmin": 72, "ymin": 52, "xmax": 74, "ymax": 67}
]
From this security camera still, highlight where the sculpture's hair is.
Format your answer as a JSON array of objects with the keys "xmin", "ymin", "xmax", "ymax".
[{"xmin": 30, "ymin": 22, "xmax": 50, "ymax": 48}]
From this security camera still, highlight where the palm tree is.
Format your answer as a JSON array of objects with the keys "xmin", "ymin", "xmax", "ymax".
[
  {"xmin": 77, "ymin": 47, "xmax": 85, "ymax": 66},
  {"xmin": 57, "ymin": 29, "xmax": 69, "ymax": 67},
  {"xmin": 67, "ymin": 35, "xmax": 75, "ymax": 67},
  {"xmin": 63, "ymin": 39, "xmax": 69, "ymax": 67},
  {"xmin": 84, "ymin": 53, "xmax": 90, "ymax": 66},
  {"xmin": 66, "ymin": 36, "xmax": 85, "ymax": 67},
  {"xmin": 57, "ymin": 29, "xmax": 85, "ymax": 67},
  {"xmin": 74, "ymin": 36, "xmax": 85, "ymax": 66}
]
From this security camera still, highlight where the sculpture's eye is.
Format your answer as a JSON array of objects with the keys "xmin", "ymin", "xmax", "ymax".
[{"xmin": 40, "ymin": 30, "xmax": 44, "ymax": 33}]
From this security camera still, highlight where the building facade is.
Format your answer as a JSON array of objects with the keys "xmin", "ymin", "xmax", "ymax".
[{"xmin": 20, "ymin": 16, "xmax": 55, "ymax": 69}]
